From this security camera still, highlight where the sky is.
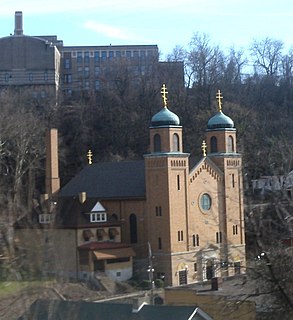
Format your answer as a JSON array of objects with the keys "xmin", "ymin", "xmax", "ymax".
[{"xmin": 1, "ymin": 0, "xmax": 293, "ymax": 59}]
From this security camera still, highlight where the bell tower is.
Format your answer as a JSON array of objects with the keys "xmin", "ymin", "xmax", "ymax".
[
  {"xmin": 206, "ymin": 90, "xmax": 246, "ymax": 276},
  {"xmin": 144, "ymin": 84, "xmax": 190, "ymax": 286}
]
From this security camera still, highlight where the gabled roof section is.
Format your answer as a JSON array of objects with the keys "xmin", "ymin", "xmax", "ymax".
[
  {"xmin": 59, "ymin": 160, "xmax": 145, "ymax": 199},
  {"xmin": 91, "ymin": 201, "xmax": 106, "ymax": 212},
  {"xmin": 189, "ymin": 157, "xmax": 223, "ymax": 184}
]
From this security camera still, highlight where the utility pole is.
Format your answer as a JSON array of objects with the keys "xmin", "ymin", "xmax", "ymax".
[{"xmin": 147, "ymin": 242, "xmax": 155, "ymax": 304}]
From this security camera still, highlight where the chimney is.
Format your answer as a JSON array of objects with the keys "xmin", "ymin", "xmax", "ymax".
[
  {"xmin": 14, "ymin": 11, "xmax": 23, "ymax": 36},
  {"xmin": 45, "ymin": 128, "xmax": 60, "ymax": 196}
]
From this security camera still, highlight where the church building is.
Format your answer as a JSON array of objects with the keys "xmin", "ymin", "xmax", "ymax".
[{"xmin": 56, "ymin": 86, "xmax": 246, "ymax": 286}]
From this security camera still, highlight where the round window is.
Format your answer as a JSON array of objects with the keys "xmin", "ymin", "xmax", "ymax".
[{"xmin": 200, "ymin": 193, "xmax": 212, "ymax": 211}]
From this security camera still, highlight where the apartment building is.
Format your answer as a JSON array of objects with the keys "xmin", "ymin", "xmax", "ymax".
[
  {"xmin": 0, "ymin": 12, "xmax": 183, "ymax": 102},
  {"xmin": 61, "ymin": 44, "xmax": 159, "ymax": 97}
]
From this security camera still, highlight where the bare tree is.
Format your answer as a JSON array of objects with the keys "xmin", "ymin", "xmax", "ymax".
[
  {"xmin": 0, "ymin": 91, "xmax": 46, "ymax": 275},
  {"xmin": 250, "ymin": 37, "xmax": 284, "ymax": 78}
]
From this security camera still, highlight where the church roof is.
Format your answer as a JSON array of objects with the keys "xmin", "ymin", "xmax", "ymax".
[
  {"xmin": 21, "ymin": 300, "xmax": 212, "ymax": 320},
  {"xmin": 150, "ymin": 107, "xmax": 180, "ymax": 127},
  {"xmin": 59, "ymin": 160, "xmax": 145, "ymax": 199},
  {"xmin": 207, "ymin": 111, "xmax": 234, "ymax": 130}
]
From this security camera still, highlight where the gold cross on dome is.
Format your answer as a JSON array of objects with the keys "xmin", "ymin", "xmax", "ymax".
[
  {"xmin": 161, "ymin": 83, "xmax": 168, "ymax": 108},
  {"xmin": 87, "ymin": 149, "xmax": 93, "ymax": 165},
  {"xmin": 216, "ymin": 89, "xmax": 223, "ymax": 112},
  {"xmin": 201, "ymin": 140, "xmax": 207, "ymax": 157}
]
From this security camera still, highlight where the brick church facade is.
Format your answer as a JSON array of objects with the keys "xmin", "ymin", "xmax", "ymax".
[{"xmin": 50, "ymin": 87, "xmax": 246, "ymax": 286}]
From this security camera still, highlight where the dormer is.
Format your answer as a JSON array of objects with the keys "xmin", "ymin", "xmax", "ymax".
[{"xmin": 86, "ymin": 201, "xmax": 107, "ymax": 223}]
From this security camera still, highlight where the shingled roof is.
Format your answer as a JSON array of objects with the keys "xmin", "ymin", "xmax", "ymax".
[
  {"xmin": 59, "ymin": 160, "xmax": 146, "ymax": 199},
  {"xmin": 19, "ymin": 299, "xmax": 213, "ymax": 320}
]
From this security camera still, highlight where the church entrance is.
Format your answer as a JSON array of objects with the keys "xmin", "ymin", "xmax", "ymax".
[
  {"xmin": 206, "ymin": 259, "xmax": 214, "ymax": 280},
  {"xmin": 178, "ymin": 270, "xmax": 187, "ymax": 285}
]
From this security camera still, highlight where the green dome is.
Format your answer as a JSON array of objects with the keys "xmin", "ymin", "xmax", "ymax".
[
  {"xmin": 207, "ymin": 111, "xmax": 234, "ymax": 129},
  {"xmin": 151, "ymin": 107, "xmax": 180, "ymax": 127}
]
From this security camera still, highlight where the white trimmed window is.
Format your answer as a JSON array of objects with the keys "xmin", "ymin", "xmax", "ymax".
[{"xmin": 90, "ymin": 212, "xmax": 107, "ymax": 223}]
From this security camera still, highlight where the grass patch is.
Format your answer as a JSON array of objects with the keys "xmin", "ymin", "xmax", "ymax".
[{"xmin": 0, "ymin": 281, "xmax": 54, "ymax": 297}]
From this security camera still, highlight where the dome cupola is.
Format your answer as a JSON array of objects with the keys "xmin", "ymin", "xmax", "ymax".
[
  {"xmin": 207, "ymin": 90, "xmax": 234, "ymax": 130},
  {"xmin": 150, "ymin": 84, "xmax": 180, "ymax": 127},
  {"xmin": 151, "ymin": 108, "xmax": 180, "ymax": 127}
]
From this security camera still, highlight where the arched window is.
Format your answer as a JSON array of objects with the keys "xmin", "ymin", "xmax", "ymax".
[
  {"xmin": 154, "ymin": 134, "xmax": 161, "ymax": 152},
  {"xmin": 227, "ymin": 135, "xmax": 234, "ymax": 152},
  {"xmin": 111, "ymin": 213, "xmax": 118, "ymax": 221},
  {"xmin": 129, "ymin": 214, "xmax": 137, "ymax": 243},
  {"xmin": 173, "ymin": 133, "xmax": 180, "ymax": 152},
  {"xmin": 211, "ymin": 136, "xmax": 218, "ymax": 153},
  {"xmin": 158, "ymin": 237, "xmax": 162, "ymax": 250}
]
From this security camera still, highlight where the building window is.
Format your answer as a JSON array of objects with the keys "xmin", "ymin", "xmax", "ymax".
[
  {"xmin": 64, "ymin": 74, "xmax": 72, "ymax": 84},
  {"xmin": 39, "ymin": 213, "xmax": 54, "ymax": 224},
  {"xmin": 155, "ymin": 206, "xmax": 162, "ymax": 216},
  {"xmin": 97, "ymin": 228, "xmax": 106, "ymax": 241},
  {"xmin": 44, "ymin": 72, "xmax": 48, "ymax": 81},
  {"xmin": 216, "ymin": 231, "xmax": 222, "ymax": 243},
  {"xmin": 194, "ymin": 263, "xmax": 197, "ymax": 272},
  {"xmin": 115, "ymin": 51, "xmax": 121, "ymax": 58},
  {"xmin": 109, "ymin": 228, "xmax": 119, "ymax": 240},
  {"xmin": 193, "ymin": 234, "xmax": 199, "ymax": 246},
  {"xmin": 29, "ymin": 73, "xmax": 33, "ymax": 81},
  {"xmin": 84, "ymin": 51, "xmax": 90, "ymax": 64},
  {"xmin": 154, "ymin": 134, "xmax": 161, "ymax": 152},
  {"xmin": 233, "ymin": 225, "xmax": 238, "ymax": 235},
  {"xmin": 129, "ymin": 214, "xmax": 138, "ymax": 243},
  {"xmin": 200, "ymin": 193, "xmax": 211, "ymax": 211},
  {"xmin": 231, "ymin": 174, "xmax": 235, "ymax": 188},
  {"xmin": 83, "ymin": 229, "xmax": 94, "ymax": 241},
  {"xmin": 111, "ymin": 213, "xmax": 118, "ymax": 221},
  {"xmin": 101, "ymin": 51, "xmax": 107, "ymax": 61},
  {"xmin": 227, "ymin": 135, "xmax": 234, "ymax": 152},
  {"xmin": 94, "ymin": 51, "xmax": 100, "ymax": 63},
  {"xmin": 173, "ymin": 133, "xmax": 180, "ymax": 152},
  {"xmin": 211, "ymin": 136, "xmax": 218, "ymax": 153},
  {"xmin": 84, "ymin": 66, "xmax": 90, "ymax": 78},
  {"xmin": 193, "ymin": 234, "xmax": 198, "ymax": 246},
  {"xmin": 178, "ymin": 230, "xmax": 184, "ymax": 241},
  {"xmin": 158, "ymin": 237, "xmax": 162, "ymax": 250},
  {"xmin": 95, "ymin": 66, "xmax": 100, "ymax": 76},
  {"xmin": 90, "ymin": 212, "xmax": 106, "ymax": 223},
  {"xmin": 109, "ymin": 51, "xmax": 114, "ymax": 60},
  {"xmin": 177, "ymin": 175, "xmax": 180, "ymax": 190},
  {"xmin": 64, "ymin": 58, "xmax": 71, "ymax": 69},
  {"xmin": 126, "ymin": 50, "xmax": 131, "ymax": 58},
  {"xmin": 77, "ymin": 51, "xmax": 83, "ymax": 63},
  {"xmin": 192, "ymin": 234, "xmax": 196, "ymax": 246}
]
